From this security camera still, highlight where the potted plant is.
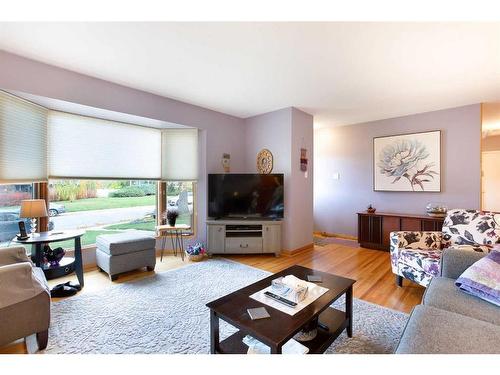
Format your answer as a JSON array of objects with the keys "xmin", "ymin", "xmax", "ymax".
[
  {"xmin": 186, "ymin": 242, "xmax": 206, "ymax": 262},
  {"xmin": 165, "ymin": 208, "xmax": 179, "ymax": 226}
]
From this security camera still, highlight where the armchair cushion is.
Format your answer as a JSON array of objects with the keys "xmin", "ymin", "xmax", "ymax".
[
  {"xmin": 390, "ymin": 231, "xmax": 442, "ymax": 272},
  {"xmin": 442, "ymin": 209, "xmax": 500, "ymax": 251},
  {"xmin": 0, "ymin": 246, "xmax": 32, "ymax": 267}
]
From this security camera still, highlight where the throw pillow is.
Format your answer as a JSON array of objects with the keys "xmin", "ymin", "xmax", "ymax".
[{"xmin": 455, "ymin": 249, "xmax": 500, "ymax": 306}]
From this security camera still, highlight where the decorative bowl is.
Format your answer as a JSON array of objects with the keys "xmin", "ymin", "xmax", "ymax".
[{"xmin": 426, "ymin": 203, "xmax": 448, "ymax": 218}]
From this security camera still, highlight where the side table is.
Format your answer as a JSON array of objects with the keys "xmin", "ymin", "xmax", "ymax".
[
  {"xmin": 12, "ymin": 230, "xmax": 86, "ymax": 287},
  {"xmin": 156, "ymin": 224, "xmax": 191, "ymax": 261}
]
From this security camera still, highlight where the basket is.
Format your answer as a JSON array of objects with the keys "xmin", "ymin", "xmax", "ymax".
[{"xmin": 188, "ymin": 253, "xmax": 204, "ymax": 262}]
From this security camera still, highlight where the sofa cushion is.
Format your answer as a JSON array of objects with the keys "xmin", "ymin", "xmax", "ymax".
[
  {"xmin": 96, "ymin": 232, "xmax": 156, "ymax": 256},
  {"xmin": 423, "ymin": 277, "xmax": 500, "ymax": 325},
  {"xmin": 396, "ymin": 305, "xmax": 500, "ymax": 354}
]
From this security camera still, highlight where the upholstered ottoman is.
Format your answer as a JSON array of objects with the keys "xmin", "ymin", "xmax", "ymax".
[{"xmin": 96, "ymin": 232, "xmax": 156, "ymax": 281}]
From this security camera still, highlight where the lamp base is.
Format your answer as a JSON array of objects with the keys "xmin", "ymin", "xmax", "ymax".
[{"xmin": 29, "ymin": 218, "xmax": 37, "ymax": 237}]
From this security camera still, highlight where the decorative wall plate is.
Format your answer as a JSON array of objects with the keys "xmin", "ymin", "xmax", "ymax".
[{"xmin": 256, "ymin": 149, "xmax": 273, "ymax": 174}]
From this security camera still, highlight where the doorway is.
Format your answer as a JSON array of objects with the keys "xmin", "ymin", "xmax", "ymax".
[{"xmin": 481, "ymin": 103, "xmax": 500, "ymax": 212}]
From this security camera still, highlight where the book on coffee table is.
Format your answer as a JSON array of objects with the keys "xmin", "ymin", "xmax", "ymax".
[{"xmin": 247, "ymin": 307, "xmax": 270, "ymax": 320}]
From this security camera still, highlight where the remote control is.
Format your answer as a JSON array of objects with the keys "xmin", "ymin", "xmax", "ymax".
[{"xmin": 264, "ymin": 291, "xmax": 297, "ymax": 307}]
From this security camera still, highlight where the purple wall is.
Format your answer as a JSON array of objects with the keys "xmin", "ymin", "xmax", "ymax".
[
  {"xmin": 290, "ymin": 108, "xmax": 314, "ymax": 249},
  {"xmin": 244, "ymin": 107, "xmax": 314, "ymax": 251},
  {"xmin": 314, "ymin": 104, "xmax": 481, "ymax": 237}
]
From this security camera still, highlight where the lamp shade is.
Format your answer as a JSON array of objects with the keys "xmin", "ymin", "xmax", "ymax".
[{"xmin": 19, "ymin": 199, "xmax": 48, "ymax": 218}]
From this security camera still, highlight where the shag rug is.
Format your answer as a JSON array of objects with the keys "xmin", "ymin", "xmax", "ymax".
[{"xmin": 43, "ymin": 259, "xmax": 407, "ymax": 354}]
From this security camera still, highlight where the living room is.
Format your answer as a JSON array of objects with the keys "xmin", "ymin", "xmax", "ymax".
[{"xmin": 1, "ymin": 2, "xmax": 500, "ymax": 373}]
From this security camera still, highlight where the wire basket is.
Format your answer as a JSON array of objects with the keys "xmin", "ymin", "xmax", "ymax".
[{"xmin": 188, "ymin": 253, "xmax": 204, "ymax": 262}]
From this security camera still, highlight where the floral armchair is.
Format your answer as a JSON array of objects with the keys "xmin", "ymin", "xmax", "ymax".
[{"xmin": 390, "ymin": 209, "xmax": 500, "ymax": 287}]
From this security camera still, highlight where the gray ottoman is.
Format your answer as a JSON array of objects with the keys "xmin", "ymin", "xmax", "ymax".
[{"xmin": 96, "ymin": 232, "xmax": 156, "ymax": 281}]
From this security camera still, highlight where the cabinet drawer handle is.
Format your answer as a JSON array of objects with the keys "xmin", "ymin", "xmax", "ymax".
[{"xmin": 239, "ymin": 244, "xmax": 249, "ymax": 248}]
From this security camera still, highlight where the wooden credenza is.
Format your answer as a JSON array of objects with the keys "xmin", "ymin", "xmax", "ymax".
[{"xmin": 357, "ymin": 212, "xmax": 445, "ymax": 251}]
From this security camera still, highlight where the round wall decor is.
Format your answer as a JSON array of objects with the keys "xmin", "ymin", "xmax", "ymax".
[{"xmin": 256, "ymin": 148, "xmax": 273, "ymax": 174}]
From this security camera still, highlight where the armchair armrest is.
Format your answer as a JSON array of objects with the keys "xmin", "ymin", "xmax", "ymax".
[
  {"xmin": 0, "ymin": 262, "xmax": 49, "ymax": 310},
  {"xmin": 0, "ymin": 246, "xmax": 31, "ymax": 267},
  {"xmin": 440, "ymin": 248, "xmax": 486, "ymax": 279},
  {"xmin": 390, "ymin": 231, "xmax": 442, "ymax": 274}
]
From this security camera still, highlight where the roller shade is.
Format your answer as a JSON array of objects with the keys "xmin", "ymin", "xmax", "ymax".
[
  {"xmin": 48, "ymin": 111, "xmax": 162, "ymax": 180},
  {"xmin": 0, "ymin": 91, "xmax": 48, "ymax": 183},
  {"xmin": 161, "ymin": 128, "xmax": 198, "ymax": 181}
]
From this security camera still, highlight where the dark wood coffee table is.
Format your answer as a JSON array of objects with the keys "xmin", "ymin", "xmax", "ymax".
[{"xmin": 206, "ymin": 265, "xmax": 355, "ymax": 354}]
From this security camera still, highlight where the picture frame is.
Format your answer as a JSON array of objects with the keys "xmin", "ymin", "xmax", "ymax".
[{"xmin": 373, "ymin": 130, "xmax": 441, "ymax": 192}]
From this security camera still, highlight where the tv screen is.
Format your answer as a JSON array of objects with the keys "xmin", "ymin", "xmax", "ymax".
[{"xmin": 208, "ymin": 174, "xmax": 284, "ymax": 219}]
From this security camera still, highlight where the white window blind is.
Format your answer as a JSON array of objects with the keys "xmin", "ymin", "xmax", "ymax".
[
  {"xmin": 0, "ymin": 91, "xmax": 48, "ymax": 183},
  {"xmin": 161, "ymin": 128, "xmax": 199, "ymax": 181},
  {"xmin": 48, "ymin": 111, "xmax": 162, "ymax": 180}
]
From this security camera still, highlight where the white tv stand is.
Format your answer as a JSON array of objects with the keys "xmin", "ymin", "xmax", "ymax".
[{"xmin": 206, "ymin": 219, "xmax": 282, "ymax": 256}]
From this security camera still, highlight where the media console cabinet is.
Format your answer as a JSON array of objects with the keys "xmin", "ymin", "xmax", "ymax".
[
  {"xmin": 357, "ymin": 212, "xmax": 445, "ymax": 251},
  {"xmin": 206, "ymin": 220, "xmax": 282, "ymax": 255}
]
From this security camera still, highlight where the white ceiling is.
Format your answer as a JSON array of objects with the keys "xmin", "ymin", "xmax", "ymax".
[{"xmin": 1, "ymin": 22, "xmax": 500, "ymax": 127}]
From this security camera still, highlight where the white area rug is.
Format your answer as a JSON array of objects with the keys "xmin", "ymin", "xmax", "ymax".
[{"xmin": 43, "ymin": 258, "xmax": 407, "ymax": 354}]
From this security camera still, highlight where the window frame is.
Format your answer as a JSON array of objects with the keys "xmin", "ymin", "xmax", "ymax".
[{"xmin": 158, "ymin": 181, "xmax": 197, "ymax": 237}]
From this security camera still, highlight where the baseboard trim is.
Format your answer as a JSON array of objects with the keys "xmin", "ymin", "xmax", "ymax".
[
  {"xmin": 314, "ymin": 231, "xmax": 358, "ymax": 241},
  {"xmin": 282, "ymin": 243, "xmax": 314, "ymax": 256}
]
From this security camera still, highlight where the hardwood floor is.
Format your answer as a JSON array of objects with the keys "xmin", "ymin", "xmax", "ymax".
[
  {"xmin": 226, "ymin": 242, "xmax": 424, "ymax": 313},
  {"xmin": 0, "ymin": 241, "xmax": 423, "ymax": 354}
]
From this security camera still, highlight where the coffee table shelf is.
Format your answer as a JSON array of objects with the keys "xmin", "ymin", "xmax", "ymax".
[{"xmin": 217, "ymin": 307, "xmax": 347, "ymax": 354}]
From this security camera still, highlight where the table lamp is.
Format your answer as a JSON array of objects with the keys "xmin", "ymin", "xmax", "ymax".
[{"xmin": 19, "ymin": 199, "xmax": 48, "ymax": 236}]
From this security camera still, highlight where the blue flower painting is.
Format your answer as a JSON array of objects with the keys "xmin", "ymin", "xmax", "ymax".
[{"xmin": 374, "ymin": 131, "xmax": 441, "ymax": 192}]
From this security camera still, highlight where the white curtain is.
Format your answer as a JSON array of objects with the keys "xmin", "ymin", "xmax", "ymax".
[
  {"xmin": 48, "ymin": 111, "xmax": 162, "ymax": 180},
  {"xmin": 0, "ymin": 91, "xmax": 48, "ymax": 183},
  {"xmin": 161, "ymin": 128, "xmax": 199, "ymax": 181}
]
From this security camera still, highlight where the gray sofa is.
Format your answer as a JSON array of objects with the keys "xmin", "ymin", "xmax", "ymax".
[
  {"xmin": 0, "ymin": 246, "xmax": 51, "ymax": 351},
  {"xmin": 396, "ymin": 249, "xmax": 500, "ymax": 354}
]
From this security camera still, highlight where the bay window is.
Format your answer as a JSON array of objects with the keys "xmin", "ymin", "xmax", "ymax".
[
  {"xmin": 0, "ymin": 90, "xmax": 200, "ymax": 250},
  {"xmin": 0, "ymin": 183, "xmax": 34, "ymax": 246},
  {"xmin": 163, "ymin": 181, "xmax": 196, "ymax": 232},
  {"xmin": 48, "ymin": 180, "xmax": 157, "ymax": 249}
]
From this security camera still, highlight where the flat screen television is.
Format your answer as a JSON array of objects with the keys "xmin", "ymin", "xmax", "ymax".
[{"xmin": 208, "ymin": 174, "xmax": 284, "ymax": 220}]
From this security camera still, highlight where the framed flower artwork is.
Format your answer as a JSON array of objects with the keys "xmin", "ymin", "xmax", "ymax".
[{"xmin": 373, "ymin": 130, "xmax": 441, "ymax": 192}]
